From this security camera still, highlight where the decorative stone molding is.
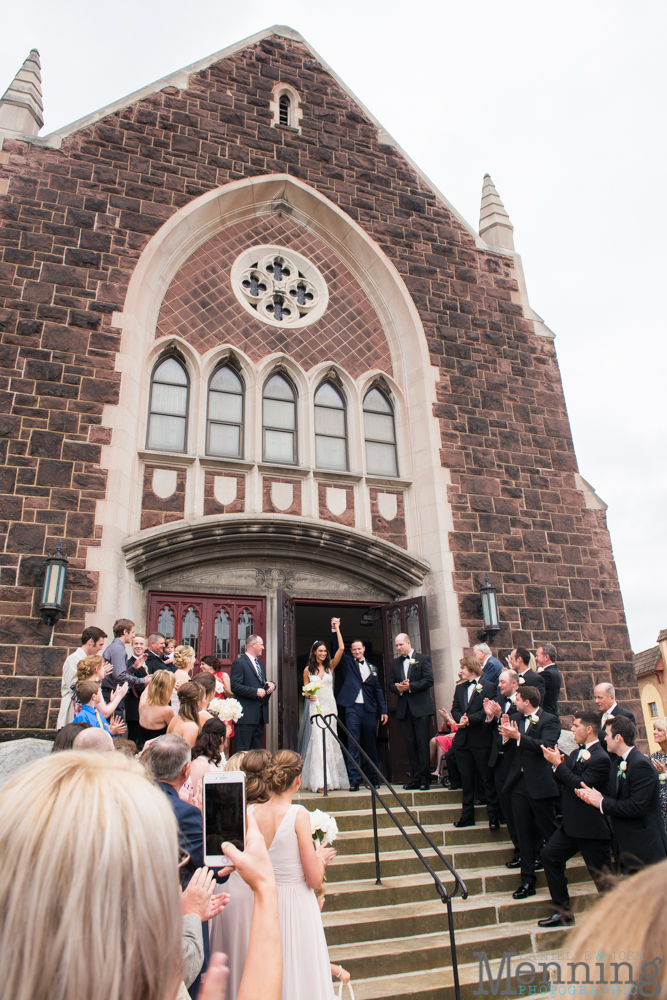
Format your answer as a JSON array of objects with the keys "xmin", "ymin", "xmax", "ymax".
[
  {"xmin": 122, "ymin": 515, "xmax": 430, "ymax": 598},
  {"xmin": 230, "ymin": 244, "xmax": 328, "ymax": 329}
]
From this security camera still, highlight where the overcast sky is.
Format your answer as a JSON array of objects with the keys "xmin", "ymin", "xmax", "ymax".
[{"xmin": 2, "ymin": 1, "xmax": 665, "ymax": 653}]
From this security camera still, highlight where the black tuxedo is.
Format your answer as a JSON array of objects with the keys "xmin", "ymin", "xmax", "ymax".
[
  {"xmin": 516, "ymin": 668, "xmax": 545, "ymax": 702},
  {"xmin": 598, "ymin": 703, "xmax": 636, "ymax": 748},
  {"xmin": 538, "ymin": 664, "xmax": 562, "ymax": 716},
  {"xmin": 486, "ymin": 697, "xmax": 522, "ymax": 857},
  {"xmin": 505, "ymin": 707, "xmax": 561, "ymax": 887},
  {"xmin": 541, "ymin": 741, "xmax": 613, "ymax": 911},
  {"xmin": 389, "ymin": 651, "xmax": 434, "ymax": 783},
  {"xmin": 230, "ymin": 653, "xmax": 271, "ymax": 751},
  {"xmin": 601, "ymin": 746, "xmax": 667, "ymax": 871},
  {"xmin": 450, "ymin": 678, "xmax": 500, "ymax": 820}
]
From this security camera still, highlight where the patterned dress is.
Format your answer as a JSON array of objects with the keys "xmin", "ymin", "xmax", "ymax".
[{"xmin": 650, "ymin": 751, "xmax": 667, "ymax": 835}]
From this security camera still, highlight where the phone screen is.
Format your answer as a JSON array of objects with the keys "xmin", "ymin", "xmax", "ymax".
[{"xmin": 204, "ymin": 779, "xmax": 245, "ymax": 862}]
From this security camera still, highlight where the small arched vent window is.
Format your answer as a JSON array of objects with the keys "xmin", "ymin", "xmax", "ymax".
[
  {"xmin": 363, "ymin": 387, "xmax": 398, "ymax": 476},
  {"xmin": 279, "ymin": 93, "xmax": 290, "ymax": 126},
  {"xmin": 207, "ymin": 365, "xmax": 244, "ymax": 458},
  {"xmin": 314, "ymin": 382, "xmax": 347, "ymax": 471},
  {"xmin": 147, "ymin": 356, "xmax": 189, "ymax": 452},
  {"xmin": 263, "ymin": 373, "xmax": 297, "ymax": 464}
]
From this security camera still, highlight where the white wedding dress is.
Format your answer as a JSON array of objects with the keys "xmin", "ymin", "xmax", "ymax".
[{"xmin": 301, "ymin": 671, "xmax": 350, "ymax": 792}]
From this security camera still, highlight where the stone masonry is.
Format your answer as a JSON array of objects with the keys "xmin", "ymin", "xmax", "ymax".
[{"xmin": 0, "ymin": 30, "xmax": 636, "ymax": 737}]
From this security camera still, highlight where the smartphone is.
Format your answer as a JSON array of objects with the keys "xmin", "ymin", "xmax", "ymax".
[{"xmin": 203, "ymin": 772, "xmax": 246, "ymax": 868}]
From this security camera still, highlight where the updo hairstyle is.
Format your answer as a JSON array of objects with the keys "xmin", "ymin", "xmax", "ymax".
[
  {"xmin": 176, "ymin": 681, "xmax": 205, "ymax": 728},
  {"xmin": 242, "ymin": 748, "xmax": 271, "ymax": 804},
  {"xmin": 265, "ymin": 749, "xmax": 303, "ymax": 795},
  {"xmin": 173, "ymin": 645, "xmax": 195, "ymax": 672}
]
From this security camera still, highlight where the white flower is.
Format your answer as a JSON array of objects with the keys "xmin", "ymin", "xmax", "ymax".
[
  {"xmin": 577, "ymin": 749, "xmax": 591, "ymax": 762},
  {"xmin": 528, "ymin": 713, "xmax": 539, "ymax": 725},
  {"xmin": 518, "ymin": 676, "xmax": 525, "ymax": 685},
  {"xmin": 474, "ymin": 683, "xmax": 483, "ymax": 693},
  {"xmin": 537, "ymin": 665, "xmax": 545, "ymax": 673},
  {"xmin": 409, "ymin": 658, "xmax": 417, "ymax": 666},
  {"xmin": 619, "ymin": 760, "xmax": 627, "ymax": 772},
  {"xmin": 660, "ymin": 773, "xmax": 667, "ymax": 784},
  {"xmin": 209, "ymin": 697, "xmax": 244, "ymax": 723},
  {"xmin": 215, "ymin": 677, "xmax": 226, "ymax": 694},
  {"xmin": 302, "ymin": 679, "xmax": 323, "ymax": 697},
  {"xmin": 309, "ymin": 809, "xmax": 338, "ymax": 844}
]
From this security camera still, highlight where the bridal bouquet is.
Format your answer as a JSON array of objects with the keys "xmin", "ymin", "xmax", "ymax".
[
  {"xmin": 209, "ymin": 697, "xmax": 244, "ymax": 723},
  {"xmin": 309, "ymin": 808, "xmax": 338, "ymax": 845},
  {"xmin": 302, "ymin": 678, "xmax": 323, "ymax": 714},
  {"xmin": 215, "ymin": 677, "xmax": 226, "ymax": 695}
]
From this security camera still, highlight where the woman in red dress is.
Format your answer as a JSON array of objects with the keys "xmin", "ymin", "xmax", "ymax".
[{"xmin": 430, "ymin": 707, "xmax": 458, "ymax": 777}]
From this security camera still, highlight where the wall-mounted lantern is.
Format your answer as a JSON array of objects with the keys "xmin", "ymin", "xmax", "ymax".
[
  {"xmin": 477, "ymin": 573, "xmax": 500, "ymax": 642},
  {"xmin": 39, "ymin": 538, "xmax": 68, "ymax": 628}
]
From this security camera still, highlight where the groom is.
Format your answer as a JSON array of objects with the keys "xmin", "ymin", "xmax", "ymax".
[
  {"xmin": 230, "ymin": 634, "xmax": 275, "ymax": 751},
  {"xmin": 331, "ymin": 618, "xmax": 388, "ymax": 792}
]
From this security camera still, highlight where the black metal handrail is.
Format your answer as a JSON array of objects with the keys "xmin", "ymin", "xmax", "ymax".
[{"xmin": 310, "ymin": 712, "xmax": 467, "ymax": 1000}]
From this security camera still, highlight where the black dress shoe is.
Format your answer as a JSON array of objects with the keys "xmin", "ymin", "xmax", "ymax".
[
  {"xmin": 447, "ymin": 783, "xmax": 462, "ymax": 790},
  {"xmin": 505, "ymin": 858, "xmax": 522, "ymax": 869},
  {"xmin": 512, "ymin": 883, "xmax": 536, "ymax": 900},
  {"xmin": 403, "ymin": 781, "xmax": 420, "ymax": 790},
  {"xmin": 419, "ymin": 781, "xmax": 429, "ymax": 790},
  {"xmin": 453, "ymin": 816, "xmax": 475, "ymax": 828},
  {"xmin": 538, "ymin": 912, "xmax": 574, "ymax": 928},
  {"xmin": 489, "ymin": 818, "xmax": 500, "ymax": 831},
  {"xmin": 534, "ymin": 858, "xmax": 544, "ymax": 871},
  {"xmin": 349, "ymin": 784, "xmax": 359, "ymax": 791}
]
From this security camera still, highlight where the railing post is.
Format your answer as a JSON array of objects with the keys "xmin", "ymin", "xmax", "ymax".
[
  {"xmin": 322, "ymin": 716, "xmax": 328, "ymax": 796},
  {"xmin": 371, "ymin": 788, "xmax": 382, "ymax": 884},
  {"xmin": 447, "ymin": 896, "xmax": 461, "ymax": 1000}
]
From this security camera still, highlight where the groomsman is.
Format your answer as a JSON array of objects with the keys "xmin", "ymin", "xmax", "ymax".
[
  {"xmin": 230, "ymin": 635, "xmax": 275, "ymax": 751},
  {"xmin": 450, "ymin": 657, "xmax": 501, "ymax": 829},
  {"xmin": 508, "ymin": 647, "xmax": 545, "ymax": 703},
  {"xmin": 576, "ymin": 715, "xmax": 667, "ymax": 871},
  {"xmin": 498, "ymin": 687, "xmax": 560, "ymax": 899},
  {"xmin": 473, "ymin": 643, "xmax": 504, "ymax": 697},
  {"xmin": 537, "ymin": 710, "xmax": 613, "ymax": 926},
  {"xmin": 389, "ymin": 634, "xmax": 434, "ymax": 790},
  {"xmin": 593, "ymin": 683, "xmax": 635, "ymax": 747},
  {"xmin": 484, "ymin": 668, "xmax": 522, "ymax": 865},
  {"xmin": 534, "ymin": 643, "xmax": 562, "ymax": 716}
]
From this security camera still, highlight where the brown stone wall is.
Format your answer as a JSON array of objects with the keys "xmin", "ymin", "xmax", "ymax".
[
  {"xmin": 317, "ymin": 481, "xmax": 355, "ymax": 526},
  {"xmin": 140, "ymin": 464, "xmax": 186, "ymax": 529},
  {"xmin": 369, "ymin": 489, "xmax": 407, "ymax": 550},
  {"xmin": 203, "ymin": 471, "xmax": 245, "ymax": 515},
  {"xmin": 262, "ymin": 476, "xmax": 301, "ymax": 516},
  {"xmin": 0, "ymin": 30, "xmax": 635, "ymax": 736},
  {"xmin": 157, "ymin": 216, "xmax": 391, "ymax": 378}
]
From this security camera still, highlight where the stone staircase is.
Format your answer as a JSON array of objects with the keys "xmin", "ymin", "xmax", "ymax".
[{"xmin": 296, "ymin": 786, "xmax": 598, "ymax": 999}]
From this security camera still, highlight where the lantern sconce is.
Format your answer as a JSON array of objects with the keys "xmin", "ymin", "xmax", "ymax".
[
  {"xmin": 477, "ymin": 573, "xmax": 500, "ymax": 643},
  {"xmin": 39, "ymin": 539, "xmax": 68, "ymax": 635}
]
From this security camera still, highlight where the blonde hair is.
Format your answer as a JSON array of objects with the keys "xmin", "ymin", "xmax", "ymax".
[
  {"xmin": 145, "ymin": 670, "xmax": 176, "ymax": 707},
  {"xmin": 173, "ymin": 645, "xmax": 195, "ymax": 672},
  {"xmin": 225, "ymin": 751, "xmax": 248, "ymax": 771},
  {"xmin": 77, "ymin": 654, "xmax": 104, "ymax": 682},
  {"xmin": 0, "ymin": 752, "xmax": 182, "ymax": 1000},
  {"xmin": 459, "ymin": 655, "xmax": 482, "ymax": 678},
  {"xmin": 265, "ymin": 749, "xmax": 303, "ymax": 795},
  {"xmin": 652, "ymin": 718, "xmax": 667, "ymax": 737}
]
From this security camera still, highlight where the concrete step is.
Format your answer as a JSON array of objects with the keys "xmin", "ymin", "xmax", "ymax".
[
  {"xmin": 330, "ymin": 802, "xmax": 488, "ymax": 833},
  {"xmin": 296, "ymin": 787, "xmax": 462, "ymax": 813},
  {"xmin": 334, "ymin": 822, "xmax": 512, "ymax": 854}
]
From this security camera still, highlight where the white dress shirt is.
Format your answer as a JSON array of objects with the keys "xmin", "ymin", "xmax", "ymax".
[
  {"xmin": 600, "ymin": 703, "xmax": 618, "ymax": 728},
  {"xmin": 355, "ymin": 659, "xmax": 371, "ymax": 704},
  {"xmin": 403, "ymin": 650, "xmax": 414, "ymax": 680}
]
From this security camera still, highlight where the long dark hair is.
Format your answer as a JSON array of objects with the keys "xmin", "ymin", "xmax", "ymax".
[
  {"xmin": 192, "ymin": 717, "xmax": 226, "ymax": 765},
  {"xmin": 307, "ymin": 639, "xmax": 331, "ymax": 675}
]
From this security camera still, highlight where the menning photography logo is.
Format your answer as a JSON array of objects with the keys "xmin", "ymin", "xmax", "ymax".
[{"xmin": 473, "ymin": 951, "xmax": 663, "ymax": 996}]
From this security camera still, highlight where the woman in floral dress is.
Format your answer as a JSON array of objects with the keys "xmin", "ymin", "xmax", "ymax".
[{"xmin": 650, "ymin": 718, "xmax": 667, "ymax": 837}]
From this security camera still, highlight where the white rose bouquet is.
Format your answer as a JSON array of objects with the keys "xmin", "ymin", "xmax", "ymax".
[
  {"xmin": 209, "ymin": 697, "xmax": 244, "ymax": 723},
  {"xmin": 215, "ymin": 677, "xmax": 226, "ymax": 695},
  {"xmin": 303, "ymin": 678, "xmax": 324, "ymax": 714},
  {"xmin": 309, "ymin": 808, "xmax": 338, "ymax": 845}
]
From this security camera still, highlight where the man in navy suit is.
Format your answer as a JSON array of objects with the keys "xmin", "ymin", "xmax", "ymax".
[
  {"xmin": 149, "ymin": 732, "xmax": 204, "ymax": 874},
  {"xmin": 331, "ymin": 618, "xmax": 388, "ymax": 791},
  {"xmin": 473, "ymin": 642, "xmax": 503, "ymax": 698},
  {"xmin": 231, "ymin": 634, "xmax": 275, "ymax": 751}
]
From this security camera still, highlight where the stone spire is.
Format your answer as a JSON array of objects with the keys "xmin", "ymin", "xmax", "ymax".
[
  {"xmin": 479, "ymin": 173, "xmax": 514, "ymax": 250},
  {"xmin": 0, "ymin": 49, "xmax": 44, "ymax": 136}
]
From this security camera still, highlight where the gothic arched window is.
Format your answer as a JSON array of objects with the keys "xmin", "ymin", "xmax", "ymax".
[
  {"xmin": 263, "ymin": 373, "xmax": 297, "ymax": 464},
  {"xmin": 363, "ymin": 387, "xmax": 398, "ymax": 476},
  {"xmin": 279, "ymin": 93, "xmax": 290, "ymax": 126},
  {"xmin": 207, "ymin": 365, "xmax": 244, "ymax": 458},
  {"xmin": 147, "ymin": 356, "xmax": 189, "ymax": 452},
  {"xmin": 314, "ymin": 381, "xmax": 347, "ymax": 471}
]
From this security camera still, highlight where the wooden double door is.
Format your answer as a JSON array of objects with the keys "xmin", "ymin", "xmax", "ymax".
[{"xmin": 146, "ymin": 592, "xmax": 266, "ymax": 669}]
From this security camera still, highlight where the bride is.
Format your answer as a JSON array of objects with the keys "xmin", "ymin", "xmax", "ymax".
[{"xmin": 299, "ymin": 621, "xmax": 350, "ymax": 793}]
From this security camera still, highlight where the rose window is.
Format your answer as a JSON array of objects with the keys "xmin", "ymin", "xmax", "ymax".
[{"xmin": 231, "ymin": 245, "xmax": 328, "ymax": 329}]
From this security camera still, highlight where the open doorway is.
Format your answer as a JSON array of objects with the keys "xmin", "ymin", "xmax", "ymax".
[{"xmin": 294, "ymin": 601, "xmax": 390, "ymax": 780}]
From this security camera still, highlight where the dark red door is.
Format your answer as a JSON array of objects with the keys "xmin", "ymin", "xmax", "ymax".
[
  {"xmin": 146, "ymin": 592, "xmax": 266, "ymax": 667},
  {"xmin": 381, "ymin": 596, "xmax": 431, "ymax": 783}
]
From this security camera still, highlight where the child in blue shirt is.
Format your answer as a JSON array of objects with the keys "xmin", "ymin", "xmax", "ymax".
[{"xmin": 73, "ymin": 679, "xmax": 112, "ymax": 734}]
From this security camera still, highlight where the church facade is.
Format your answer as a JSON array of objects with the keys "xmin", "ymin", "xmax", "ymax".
[{"xmin": 0, "ymin": 27, "xmax": 637, "ymax": 755}]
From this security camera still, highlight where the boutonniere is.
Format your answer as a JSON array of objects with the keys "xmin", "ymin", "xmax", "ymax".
[
  {"xmin": 409, "ymin": 658, "xmax": 417, "ymax": 666},
  {"xmin": 537, "ymin": 666, "xmax": 545, "ymax": 673},
  {"xmin": 370, "ymin": 665, "xmax": 377, "ymax": 676},
  {"xmin": 474, "ymin": 683, "xmax": 483, "ymax": 693},
  {"xmin": 518, "ymin": 676, "xmax": 525, "ymax": 685},
  {"xmin": 528, "ymin": 713, "xmax": 539, "ymax": 726},
  {"xmin": 577, "ymin": 749, "xmax": 591, "ymax": 762},
  {"xmin": 660, "ymin": 773, "xmax": 667, "ymax": 785},
  {"xmin": 617, "ymin": 760, "xmax": 627, "ymax": 779}
]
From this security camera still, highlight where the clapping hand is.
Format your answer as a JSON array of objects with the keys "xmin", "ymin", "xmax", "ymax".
[
  {"xmin": 498, "ymin": 716, "xmax": 519, "ymax": 740},
  {"xmin": 575, "ymin": 782, "xmax": 603, "ymax": 809},
  {"xmin": 109, "ymin": 715, "xmax": 126, "ymax": 736},
  {"xmin": 331, "ymin": 617, "xmax": 341, "ymax": 629},
  {"xmin": 484, "ymin": 698, "xmax": 501, "ymax": 719},
  {"xmin": 542, "ymin": 745, "xmax": 563, "ymax": 766},
  {"xmin": 458, "ymin": 713, "xmax": 469, "ymax": 728},
  {"xmin": 653, "ymin": 759, "xmax": 667, "ymax": 774},
  {"xmin": 395, "ymin": 679, "xmax": 409, "ymax": 693},
  {"xmin": 181, "ymin": 867, "xmax": 229, "ymax": 920}
]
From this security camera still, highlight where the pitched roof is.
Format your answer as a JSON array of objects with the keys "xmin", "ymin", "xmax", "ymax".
[
  {"xmin": 657, "ymin": 628, "xmax": 667, "ymax": 643},
  {"xmin": 634, "ymin": 645, "xmax": 662, "ymax": 677}
]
